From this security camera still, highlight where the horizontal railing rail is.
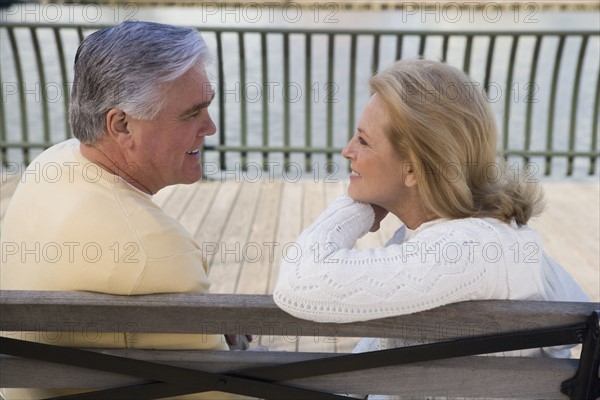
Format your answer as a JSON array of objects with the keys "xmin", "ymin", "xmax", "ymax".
[{"xmin": 1, "ymin": 22, "xmax": 599, "ymax": 176}]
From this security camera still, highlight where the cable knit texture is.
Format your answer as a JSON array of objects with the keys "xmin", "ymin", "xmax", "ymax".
[{"xmin": 274, "ymin": 195, "xmax": 589, "ymax": 358}]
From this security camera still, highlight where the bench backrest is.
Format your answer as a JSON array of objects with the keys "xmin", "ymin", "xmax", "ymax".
[{"xmin": 1, "ymin": 290, "xmax": 598, "ymax": 399}]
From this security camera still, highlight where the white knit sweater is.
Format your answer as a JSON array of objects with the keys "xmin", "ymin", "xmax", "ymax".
[{"xmin": 274, "ymin": 196, "xmax": 588, "ymax": 356}]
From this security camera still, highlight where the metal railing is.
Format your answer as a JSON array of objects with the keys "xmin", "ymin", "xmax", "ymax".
[{"xmin": 1, "ymin": 22, "xmax": 599, "ymax": 176}]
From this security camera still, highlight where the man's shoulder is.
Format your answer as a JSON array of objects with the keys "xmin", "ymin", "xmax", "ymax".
[
  {"xmin": 17, "ymin": 139, "xmax": 103, "ymax": 188},
  {"xmin": 29, "ymin": 138, "xmax": 80, "ymax": 165}
]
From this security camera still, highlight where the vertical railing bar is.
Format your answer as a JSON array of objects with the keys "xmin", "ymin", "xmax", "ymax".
[
  {"xmin": 484, "ymin": 35, "xmax": 496, "ymax": 92},
  {"xmin": 75, "ymin": 26, "xmax": 84, "ymax": 144},
  {"xmin": 238, "ymin": 32, "xmax": 248, "ymax": 170},
  {"xmin": 261, "ymin": 32, "xmax": 269, "ymax": 170},
  {"xmin": 503, "ymin": 35, "xmax": 520, "ymax": 157},
  {"xmin": 442, "ymin": 34, "xmax": 449, "ymax": 63},
  {"xmin": 418, "ymin": 34, "xmax": 426, "ymax": 57},
  {"xmin": 395, "ymin": 34, "xmax": 403, "ymax": 60},
  {"xmin": 0, "ymin": 30, "xmax": 7, "ymax": 165},
  {"xmin": 76, "ymin": 26, "xmax": 84, "ymax": 43},
  {"xmin": 30, "ymin": 27, "xmax": 51, "ymax": 151},
  {"xmin": 567, "ymin": 34, "xmax": 589, "ymax": 176},
  {"xmin": 283, "ymin": 32, "xmax": 291, "ymax": 170},
  {"xmin": 371, "ymin": 33, "xmax": 380, "ymax": 74},
  {"xmin": 326, "ymin": 33, "xmax": 335, "ymax": 171},
  {"xmin": 590, "ymin": 64, "xmax": 600, "ymax": 175},
  {"xmin": 524, "ymin": 34, "xmax": 542, "ymax": 166},
  {"xmin": 348, "ymin": 33, "xmax": 357, "ymax": 149},
  {"xmin": 75, "ymin": 26, "xmax": 85, "ymax": 139},
  {"xmin": 7, "ymin": 27, "xmax": 29, "ymax": 164},
  {"xmin": 463, "ymin": 34, "xmax": 473, "ymax": 74},
  {"xmin": 396, "ymin": 33, "xmax": 404, "ymax": 60},
  {"xmin": 305, "ymin": 33, "xmax": 312, "ymax": 172},
  {"xmin": 546, "ymin": 35, "xmax": 566, "ymax": 176},
  {"xmin": 215, "ymin": 31, "xmax": 226, "ymax": 170},
  {"xmin": 53, "ymin": 27, "xmax": 71, "ymax": 140}
]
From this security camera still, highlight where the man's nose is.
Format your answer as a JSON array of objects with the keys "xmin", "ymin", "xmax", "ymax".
[{"xmin": 200, "ymin": 113, "xmax": 217, "ymax": 137}]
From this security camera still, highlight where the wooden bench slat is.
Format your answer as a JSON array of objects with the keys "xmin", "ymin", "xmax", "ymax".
[
  {"xmin": 0, "ymin": 352, "xmax": 576, "ymax": 399},
  {"xmin": 1, "ymin": 291, "xmax": 595, "ymax": 398},
  {"xmin": 1, "ymin": 291, "xmax": 597, "ymax": 340}
]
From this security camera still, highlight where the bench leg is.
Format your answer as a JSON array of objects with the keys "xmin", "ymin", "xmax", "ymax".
[{"xmin": 561, "ymin": 310, "xmax": 600, "ymax": 400}]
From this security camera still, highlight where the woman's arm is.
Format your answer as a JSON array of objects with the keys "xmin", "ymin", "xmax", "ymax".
[{"xmin": 273, "ymin": 196, "xmax": 491, "ymax": 323}]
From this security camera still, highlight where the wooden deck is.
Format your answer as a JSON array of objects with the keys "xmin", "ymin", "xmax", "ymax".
[
  {"xmin": 1, "ymin": 174, "xmax": 599, "ymax": 352},
  {"xmin": 150, "ymin": 178, "xmax": 600, "ymax": 298}
]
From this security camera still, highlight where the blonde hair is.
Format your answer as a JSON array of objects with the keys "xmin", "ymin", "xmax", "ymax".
[{"xmin": 370, "ymin": 59, "xmax": 543, "ymax": 226}]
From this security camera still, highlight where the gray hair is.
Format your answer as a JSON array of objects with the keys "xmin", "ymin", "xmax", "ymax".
[{"xmin": 69, "ymin": 21, "xmax": 210, "ymax": 144}]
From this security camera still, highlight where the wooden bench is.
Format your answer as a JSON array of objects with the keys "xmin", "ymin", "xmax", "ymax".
[{"xmin": 0, "ymin": 290, "xmax": 598, "ymax": 399}]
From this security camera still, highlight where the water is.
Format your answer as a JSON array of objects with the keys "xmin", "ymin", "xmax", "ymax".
[{"xmin": 1, "ymin": 3, "xmax": 599, "ymax": 179}]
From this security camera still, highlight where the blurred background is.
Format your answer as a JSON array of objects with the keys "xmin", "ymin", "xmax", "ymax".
[{"xmin": 1, "ymin": 1, "xmax": 599, "ymax": 179}]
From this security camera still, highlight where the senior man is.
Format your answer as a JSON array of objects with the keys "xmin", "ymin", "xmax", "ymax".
[{"xmin": 1, "ymin": 21, "xmax": 246, "ymax": 399}]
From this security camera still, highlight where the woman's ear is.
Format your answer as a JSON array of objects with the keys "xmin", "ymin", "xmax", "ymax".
[
  {"xmin": 105, "ymin": 109, "xmax": 133, "ymax": 148},
  {"xmin": 403, "ymin": 162, "xmax": 418, "ymax": 187}
]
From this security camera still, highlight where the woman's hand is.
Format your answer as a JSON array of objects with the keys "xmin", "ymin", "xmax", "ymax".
[{"xmin": 370, "ymin": 204, "xmax": 389, "ymax": 232}]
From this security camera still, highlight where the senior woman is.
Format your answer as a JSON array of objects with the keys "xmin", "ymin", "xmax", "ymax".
[{"xmin": 273, "ymin": 59, "xmax": 588, "ymax": 361}]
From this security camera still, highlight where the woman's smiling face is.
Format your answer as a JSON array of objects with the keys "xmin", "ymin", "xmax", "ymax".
[{"xmin": 342, "ymin": 94, "xmax": 413, "ymax": 212}]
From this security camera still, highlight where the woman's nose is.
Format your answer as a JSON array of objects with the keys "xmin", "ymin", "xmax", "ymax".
[{"xmin": 342, "ymin": 138, "xmax": 355, "ymax": 160}]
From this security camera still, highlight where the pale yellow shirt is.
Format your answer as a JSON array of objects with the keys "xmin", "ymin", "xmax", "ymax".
[{"xmin": 1, "ymin": 139, "xmax": 238, "ymax": 399}]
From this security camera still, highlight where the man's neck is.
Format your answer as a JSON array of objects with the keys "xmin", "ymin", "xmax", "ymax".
[{"xmin": 80, "ymin": 141, "xmax": 154, "ymax": 195}]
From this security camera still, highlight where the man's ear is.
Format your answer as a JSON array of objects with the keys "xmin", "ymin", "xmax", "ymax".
[
  {"xmin": 403, "ymin": 162, "xmax": 418, "ymax": 188},
  {"xmin": 105, "ymin": 109, "xmax": 133, "ymax": 148}
]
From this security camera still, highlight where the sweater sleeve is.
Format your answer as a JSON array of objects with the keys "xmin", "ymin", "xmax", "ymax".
[{"xmin": 273, "ymin": 196, "xmax": 491, "ymax": 323}]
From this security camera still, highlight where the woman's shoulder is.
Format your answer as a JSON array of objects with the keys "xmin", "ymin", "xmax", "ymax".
[{"xmin": 413, "ymin": 217, "xmax": 532, "ymax": 241}]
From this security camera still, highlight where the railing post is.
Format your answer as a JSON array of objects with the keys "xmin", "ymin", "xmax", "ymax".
[{"xmin": 561, "ymin": 311, "xmax": 600, "ymax": 400}]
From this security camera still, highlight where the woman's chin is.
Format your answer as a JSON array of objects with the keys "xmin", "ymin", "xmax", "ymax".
[{"xmin": 347, "ymin": 187, "xmax": 366, "ymax": 203}]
